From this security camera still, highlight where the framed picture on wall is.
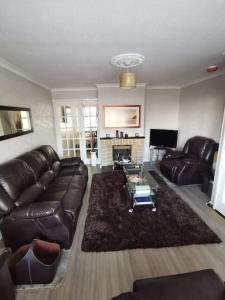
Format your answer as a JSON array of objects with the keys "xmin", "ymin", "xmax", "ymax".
[{"xmin": 104, "ymin": 105, "xmax": 141, "ymax": 128}]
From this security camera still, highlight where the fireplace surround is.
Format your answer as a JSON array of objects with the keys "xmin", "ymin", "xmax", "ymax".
[{"xmin": 100, "ymin": 137, "xmax": 145, "ymax": 166}]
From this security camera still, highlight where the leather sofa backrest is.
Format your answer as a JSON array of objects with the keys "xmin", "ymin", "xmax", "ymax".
[
  {"xmin": 183, "ymin": 136, "xmax": 216, "ymax": 162},
  {"xmin": 18, "ymin": 151, "xmax": 49, "ymax": 181},
  {"xmin": 35, "ymin": 145, "xmax": 59, "ymax": 168},
  {"xmin": 0, "ymin": 186, "xmax": 14, "ymax": 218},
  {"xmin": 0, "ymin": 159, "xmax": 36, "ymax": 216}
]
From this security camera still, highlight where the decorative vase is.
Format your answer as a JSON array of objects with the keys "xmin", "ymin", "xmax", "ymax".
[
  {"xmin": 91, "ymin": 151, "xmax": 97, "ymax": 167},
  {"xmin": 9, "ymin": 240, "xmax": 60, "ymax": 285}
]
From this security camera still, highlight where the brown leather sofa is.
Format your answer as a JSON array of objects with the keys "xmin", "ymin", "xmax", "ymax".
[
  {"xmin": 112, "ymin": 269, "xmax": 225, "ymax": 300},
  {"xmin": 160, "ymin": 136, "xmax": 218, "ymax": 185},
  {"xmin": 0, "ymin": 249, "xmax": 15, "ymax": 300},
  {"xmin": 0, "ymin": 145, "xmax": 88, "ymax": 251}
]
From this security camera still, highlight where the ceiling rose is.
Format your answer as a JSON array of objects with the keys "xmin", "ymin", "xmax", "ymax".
[{"xmin": 111, "ymin": 53, "xmax": 145, "ymax": 68}]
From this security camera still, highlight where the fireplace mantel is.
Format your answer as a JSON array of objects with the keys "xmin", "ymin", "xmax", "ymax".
[
  {"xmin": 100, "ymin": 136, "xmax": 145, "ymax": 140},
  {"xmin": 100, "ymin": 137, "xmax": 145, "ymax": 167}
]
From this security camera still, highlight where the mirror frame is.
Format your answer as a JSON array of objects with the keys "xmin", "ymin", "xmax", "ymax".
[{"xmin": 0, "ymin": 106, "xmax": 33, "ymax": 141}]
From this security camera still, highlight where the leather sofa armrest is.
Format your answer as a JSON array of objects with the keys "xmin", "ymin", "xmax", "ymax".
[
  {"xmin": 10, "ymin": 201, "xmax": 61, "ymax": 219},
  {"xmin": 1, "ymin": 201, "xmax": 73, "ymax": 251},
  {"xmin": 60, "ymin": 157, "xmax": 83, "ymax": 167},
  {"xmin": 183, "ymin": 159, "xmax": 208, "ymax": 166},
  {"xmin": 163, "ymin": 150, "xmax": 185, "ymax": 159}
]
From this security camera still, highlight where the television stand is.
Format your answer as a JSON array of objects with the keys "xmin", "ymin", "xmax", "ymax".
[{"xmin": 150, "ymin": 146, "xmax": 171, "ymax": 162}]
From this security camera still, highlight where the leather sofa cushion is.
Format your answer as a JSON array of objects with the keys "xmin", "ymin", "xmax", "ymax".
[
  {"xmin": 0, "ymin": 186, "xmax": 14, "ymax": 217},
  {"xmin": 18, "ymin": 151, "xmax": 49, "ymax": 181},
  {"xmin": 38, "ymin": 175, "xmax": 85, "ymax": 201},
  {"xmin": 52, "ymin": 175, "xmax": 86, "ymax": 190},
  {"xmin": 38, "ymin": 190, "xmax": 67, "ymax": 202},
  {"xmin": 15, "ymin": 184, "xmax": 44, "ymax": 207},
  {"xmin": 59, "ymin": 164, "xmax": 88, "ymax": 179},
  {"xmin": 184, "ymin": 137, "xmax": 213, "ymax": 159},
  {"xmin": 0, "ymin": 159, "xmax": 35, "ymax": 201},
  {"xmin": 35, "ymin": 145, "xmax": 59, "ymax": 167},
  {"xmin": 10, "ymin": 201, "xmax": 61, "ymax": 219},
  {"xmin": 38, "ymin": 170, "xmax": 55, "ymax": 190},
  {"xmin": 52, "ymin": 161, "xmax": 61, "ymax": 176},
  {"xmin": 60, "ymin": 157, "xmax": 82, "ymax": 167},
  {"xmin": 62, "ymin": 188, "xmax": 82, "ymax": 219}
]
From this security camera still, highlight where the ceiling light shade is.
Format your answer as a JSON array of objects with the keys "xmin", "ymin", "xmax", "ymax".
[{"xmin": 120, "ymin": 72, "xmax": 136, "ymax": 89}]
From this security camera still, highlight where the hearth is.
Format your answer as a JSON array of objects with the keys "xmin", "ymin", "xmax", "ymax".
[{"xmin": 112, "ymin": 145, "xmax": 131, "ymax": 161}]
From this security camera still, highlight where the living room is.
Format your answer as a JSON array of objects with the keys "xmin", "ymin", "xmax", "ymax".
[{"xmin": 0, "ymin": 1, "xmax": 225, "ymax": 300}]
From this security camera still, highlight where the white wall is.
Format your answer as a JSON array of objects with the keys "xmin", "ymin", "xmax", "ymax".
[
  {"xmin": 0, "ymin": 66, "xmax": 56, "ymax": 163},
  {"xmin": 52, "ymin": 88, "xmax": 97, "ymax": 100},
  {"xmin": 144, "ymin": 88, "xmax": 180, "ymax": 161},
  {"xmin": 97, "ymin": 84, "xmax": 146, "ymax": 137},
  {"xmin": 179, "ymin": 74, "xmax": 225, "ymax": 147}
]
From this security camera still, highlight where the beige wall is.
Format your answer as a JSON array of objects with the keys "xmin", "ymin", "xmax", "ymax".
[
  {"xmin": 52, "ymin": 88, "xmax": 97, "ymax": 100},
  {"xmin": 97, "ymin": 85, "xmax": 146, "ymax": 137},
  {"xmin": 0, "ymin": 67, "xmax": 56, "ymax": 163},
  {"xmin": 144, "ymin": 88, "xmax": 180, "ymax": 161},
  {"xmin": 179, "ymin": 74, "xmax": 225, "ymax": 147}
]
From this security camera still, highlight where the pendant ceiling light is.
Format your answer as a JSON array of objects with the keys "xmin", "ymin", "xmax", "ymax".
[
  {"xmin": 111, "ymin": 53, "xmax": 145, "ymax": 89},
  {"xmin": 119, "ymin": 72, "xmax": 136, "ymax": 89}
]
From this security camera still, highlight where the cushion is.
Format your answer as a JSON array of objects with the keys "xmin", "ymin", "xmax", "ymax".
[
  {"xmin": 15, "ymin": 184, "xmax": 44, "ymax": 207},
  {"xmin": 35, "ymin": 145, "xmax": 59, "ymax": 166},
  {"xmin": 52, "ymin": 161, "xmax": 61, "ymax": 176},
  {"xmin": 0, "ymin": 159, "xmax": 35, "ymax": 201},
  {"xmin": 0, "ymin": 186, "xmax": 14, "ymax": 217},
  {"xmin": 60, "ymin": 157, "xmax": 82, "ymax": 167},
  {"xmin": 38, "ymin": 171, "xmax": 55, "ymax": 190},
  {"xmin": 18, "ymin": 151, "xmax": 49, "ymax": 181}
]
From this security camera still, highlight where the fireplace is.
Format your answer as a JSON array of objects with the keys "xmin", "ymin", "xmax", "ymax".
[
  {"xmin": 100, "ymin": 137, "xmax": 145, "ymax": 167},
  {"xmin": 112, "ymin": 145, "xmax": 132, "ymax": 161}
]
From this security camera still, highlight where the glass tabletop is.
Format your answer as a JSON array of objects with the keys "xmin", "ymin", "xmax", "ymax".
[{"xmin": 123, "ymin": 164, "xmax": 159, "ymax": 191}]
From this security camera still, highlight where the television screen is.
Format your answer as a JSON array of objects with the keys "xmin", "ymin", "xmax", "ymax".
[{"xmin": 150, "ymin": 129, "xmax": 178, "ymax": 148}]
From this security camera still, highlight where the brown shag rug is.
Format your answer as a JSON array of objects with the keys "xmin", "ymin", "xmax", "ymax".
[{"xmin": 82, "ymin": 170, "xmax": 221, "ymax": 252}]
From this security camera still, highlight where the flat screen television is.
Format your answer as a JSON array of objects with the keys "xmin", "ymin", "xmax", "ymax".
[{"xmin": 150, "ymin": 129, "xmax": 178, "ymax": 148}]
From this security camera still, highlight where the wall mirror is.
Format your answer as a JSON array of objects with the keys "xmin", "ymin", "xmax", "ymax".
[{"xmin": 0, "ymin": 106, "xmax": 33, "ymax": 141}]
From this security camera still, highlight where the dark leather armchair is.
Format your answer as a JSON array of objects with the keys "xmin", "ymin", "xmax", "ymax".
[
  {"xmin": 0, "ymin": 145, "xmax": 88, "ymax": 251},
  {"xmin": 160, "ymin": 136, "xmax": 218, "ymax": 186}
]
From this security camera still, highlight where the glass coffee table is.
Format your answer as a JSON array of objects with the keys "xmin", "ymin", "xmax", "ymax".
[{"xmin": 123, "ymin": 164, "xmax": 159, "ymax": 213}]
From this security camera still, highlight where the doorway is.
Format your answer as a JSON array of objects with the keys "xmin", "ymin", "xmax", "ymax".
[{"xmin": 53, "ymin": 100, "xmax": 98, "ymax": 164}]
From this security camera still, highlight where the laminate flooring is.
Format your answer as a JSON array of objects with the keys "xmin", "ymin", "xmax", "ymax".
[{"xmin": 16, "ymin": 165, "xmax": 225, "ymax": 300}]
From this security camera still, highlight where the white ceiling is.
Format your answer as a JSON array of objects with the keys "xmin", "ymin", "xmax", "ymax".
[{"xmin": 0, "ymin": 0, "xmax": 225, "ymax": 89}]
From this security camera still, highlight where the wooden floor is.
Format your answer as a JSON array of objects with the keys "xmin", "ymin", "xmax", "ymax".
[{"xmin": 16, "ymin": 165, "xmax": 225, "ymax": 300}]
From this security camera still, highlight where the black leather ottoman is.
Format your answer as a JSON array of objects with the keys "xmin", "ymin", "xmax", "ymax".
[{"xmin": 112, "ymin": 269, "xmax": 225, "ymax": 300}]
